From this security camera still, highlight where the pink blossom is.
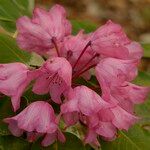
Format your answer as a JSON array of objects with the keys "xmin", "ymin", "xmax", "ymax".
[
  {"xmin": 61, "ymin": 86, "xmax": 110, "ymax": 126},
  {"xmin": 91, "ymin": 20, "xmax": 130, "ymax": 59},
  {"xmin": 98, "ymin": 105, "xmax": 138, "ymax": 130},
  {"xmin": 17, "ymin": 4, "xmax": 71, "ymax": 55},
  {"xmin": 60, "ymin": 31, "xmax": 94, "ymax": 67},
  {"xmin": 60, "ymin": 31, "xmax": 99, "ymax": 80},
  {"xmin": 95, "ymin": 58, "xmax": 138, "ymax": 95},
  {"xmin": 110, "ymin": 106, "xmax": 138, "ymax": 130},
  {"xmin": 33, "ymin": 57, "xmax": 72, "ymax": 104},
  {"xmin": 86, "ymin": 114, "xmax": 116, "ymax": 143},
  {"xmin": 0, "ymin": 63, "xmax": 31, "ymax": 111},
  {"xmin": 110, "ymin": 82, "xmax": 150, "ymax": 112},
  {"xmin": 4, "ymin": 101, "xmax": 65, "ymax": 146}
]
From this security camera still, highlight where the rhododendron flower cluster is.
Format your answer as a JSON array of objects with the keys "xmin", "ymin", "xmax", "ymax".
[{"xmin": 1, "ymin": 4, "xmax": 149, "ymax": 148}]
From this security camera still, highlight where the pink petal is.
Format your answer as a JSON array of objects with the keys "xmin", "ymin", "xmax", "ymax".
[
  {"xmin": 74, "ymin": 86, "xmax": 110, "ymax": 116},
  {"xmin": 95, "ymin": 121, "xmax": 116, "ymax": 139},
  {"xmin": 111, "ymin": 106, "xmax": 138, "ymax": 130},
  {"xmin": 0, "ymin": 63, "xmax": 31, "ymax": 111},
  {"xmin": 4, "ymin": 101, "xmax": 58, "ymax": 134},
  {"xmin": 91, "ymin": 20, "xmax": 130, "ymax": 59},
  {"xmin": 17, "ymin": 5, "xmax": 71, "ymax": 55},
  {"xmin": 95, "ymin": 58, "xmax": 138, "ymax": 92},
  {"xmin": 84, "ymin": 129, "xmax": 100, "ymax": 148},
  {"xmin": 42, "ymin": 133, "xmax": 57, "ymax": 147},
  {"xmin": 33, "ymin": 57, "xmax": 72, "ymax": 104}
]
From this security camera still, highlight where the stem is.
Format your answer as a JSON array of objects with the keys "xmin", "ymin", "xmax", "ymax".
[
  {"xmin": 74, "ymin": 53, "xmax": 99, "ymax": 76},
  {"xmin": 52, "ymin": 37, "xmax": 60, "ymax": 57},
  {"xmin": 73, "ymin": 64, "xmax": 96, "ymax": 80},
  {"xmin": 72, "ymin": 41, "xmax": 91, "ymax": 70}
]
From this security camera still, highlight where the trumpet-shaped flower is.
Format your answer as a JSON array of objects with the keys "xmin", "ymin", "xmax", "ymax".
[
  {"xmin": 33, "ymin": 57, "xmax": 72, "ymax": 104},
  {"xmin": 17, "ymin": 4, "xmax": 71, "ymax": 55},
  {"xmin": 0, "ymin": 63, "xmax": 31, "ymax": 111},
  {"xmin": 4, "ymin": 101, "xmax": 65, "ymax": 146}
]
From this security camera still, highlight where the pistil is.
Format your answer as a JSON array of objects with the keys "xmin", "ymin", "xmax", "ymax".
[
  {"xmin": 73, "ymin": 64, "xmax": 96, "ymax": 79},
  {"xmin": 72, "ymin": 41, "xmax": 91, "ymax": 70}
]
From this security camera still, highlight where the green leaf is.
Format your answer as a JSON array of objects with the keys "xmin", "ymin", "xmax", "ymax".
[
  {"xmin": 101, "ymin": 125, "xmax": 150, "ymax": 150},
  {"xmin": 0, "ymin": 135, "xmax": 30, "ymax": 150},
  {"xmin": 0, "ymin": 97, "xmax": 15, "ymax": 136},
  {"xmin": 71, "ymin": 20, "xmax": 97, "ymax": 34},
  {"xmin": 0, "ymin": 33, "xmax": 31, "ymax": 64},
  {"xmin": 133, "ymin": 71, "xmax": 150, "ymax": 86},
  {"xmin": 142, "ymin": 43, "xmax": 150, "ymax": 58},
  {"xmin": 0, "ymin": 0, "xmax": 34, "ymax": 32},
  {"xmin": 31, "ymin": 132, "xmax": 90, "ymax": 150}
]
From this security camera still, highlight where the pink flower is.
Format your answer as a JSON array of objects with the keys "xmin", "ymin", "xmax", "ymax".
[
  {"xmin": 91, "ymin": 20, "xmax": 130, "ymax": 59},
  {"xmin": 125, "ymin": 42, "xmax": 143, "ymax": 60},
  {"xmin": 60, "ymin": 31, "xmax": 99, "ymax": 80},
  {"xmin": 61, "ymin": 86, "xmax": 110, "ymax": 126},
  {"xmin": 60, "ymin": 31, "xmax": 94, "ymax": 67},
  {"xmin": 4, "ymin": 101, "xmax": 65, "ymax": 147},
  {"xmin": 17, "ymin": 4, "xmax": 71, "ymax": 55},
  {"xmin": 98, "ymin": 104, "xmax": 138, "ymax": 130},
  {"xmin": 0, "ymin": 63, "xmax": 31, "ymax": 111},
  {"xmin": 110, "ymin": 106, "xmax": 138, "ymax": 130},
  {"xmin": 95, "ymin": 58, "xmax": 138, "ymax": 95},
  {"xmin": 33, "ymin": 57, "xmax": 72, "ymax": 104},
  {"xmin": 110, "ymin": 82, "xmax": 150, "ymax": 112}
]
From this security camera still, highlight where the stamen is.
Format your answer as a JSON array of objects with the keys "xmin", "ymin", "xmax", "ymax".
[
  {"xmin": 72, "ymin": 41, "xmax": 91, "ymax": 70},
  {"xmin": 52, "ymin": 37, "xmax": 60, "ymax": 57},
  {"xmin": 47, "ymin": 72, "xmax": 62, "ymax": 85},
  {"xmin": 73, "ymin": 64, "xmax": 96, "ymax": 80},
  {"xmin": 74, "ymin": 53, "xmax": 99, "ymax": 76}
]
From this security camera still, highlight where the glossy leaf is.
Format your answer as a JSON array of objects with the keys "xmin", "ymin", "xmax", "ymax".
[
  {"xmin": 0, "ymin": 33, "xmax": 31, "ymax": 64},
  {"xmin": 0, "ymin": 0, "xmax": 34, "ymax": 32},
  {"xmin": 101, "ymin": 125, "xmax": 150, "ymax": 150},
  {"xmin": 0, "ymin": 97, "xmax": 15, "ymax": 136}
]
